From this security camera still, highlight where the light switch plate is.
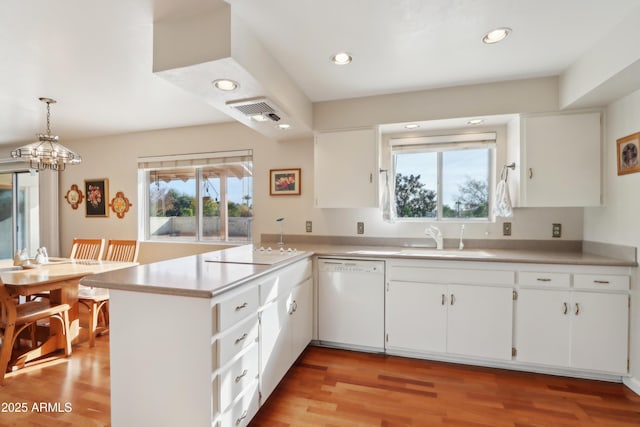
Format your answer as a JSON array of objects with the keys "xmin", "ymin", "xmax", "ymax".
[
  {"xmin": 552, "ymin": 223, "xmax": 562, "ymax": 238},
  {"xmin": 305, "ymin": 221, "xmax": 312, "ymax": 233},
  {"xmin": 503, "ymin": 222, "xmax": 512, "ymax": 236},
  {"xmin": 357, "ymin": 222, "xmax": 364, "ymax": 234}
]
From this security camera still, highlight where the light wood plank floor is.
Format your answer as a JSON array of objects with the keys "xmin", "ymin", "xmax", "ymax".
[{"xmin": 2, "ymin": 341, "xmax": 640, "ymax": 426}]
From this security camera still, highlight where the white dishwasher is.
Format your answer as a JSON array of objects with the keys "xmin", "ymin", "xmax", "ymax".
[{"xmin": 318, "ymin": 258, "xmax": 385, "ymax": 351}]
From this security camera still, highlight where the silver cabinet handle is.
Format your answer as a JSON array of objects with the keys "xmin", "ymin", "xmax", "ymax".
[
  {"xmin": 563, "ymin": 302, "xmax": 568, "ymax": 315},
  {"xmin": 537, "ymin": 278, "xmax": 552, "ymax": 282},
  {"xmin": 234, "ymin": 369, "xmax": 248, "ymax": 383},
  {"xmin": 593, "ymin": 280, "xmax": 610, "ymax": 285},
  {"xmin": 450, "ymin": 294, "xmax": 455, "ymax": 305},
  {"xmin": 235, "ymin": 302, "xmax": 248, "ymax": 311},
  {"xmin": 369, "ymin": 173, "xmax": 373, "ymax": 183},
  {"xmin": 528, "ymin": 168, "xmax": 533, "ymax": 179},
  {"xmin": 441, "ymin": 294, "xmax": 446, "ymax": 305},
  {"xmin": 575, "ymin": 303, "xmax": 580, "ymax": 315},
  {"xmin": 235, "ymin": 333, "xmax": 248, "ymax": 344},
  {"xmin": 293, "ymin": 300, "xmax": 298, "ymax": 312},
  {"xmin": 236, "ymin": 410, "xmax": 248, "ymax": 426}
]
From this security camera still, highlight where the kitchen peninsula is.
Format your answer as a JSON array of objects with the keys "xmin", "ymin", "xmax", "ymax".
[{"xmin": 82, "ymin": 242, "xmax": 636, "ymax": 427}]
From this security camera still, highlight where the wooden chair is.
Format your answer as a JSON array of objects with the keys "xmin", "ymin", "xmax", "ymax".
[
  {"xmin": 78, "ymin": 240, "xmax": 139, "ymax": 347},
  {"xmin": 69, "ymin": 238, "xmax": 105, "ymax": 261},
  {"xmin": 0, "ymin": 282, "xmax": 72, "ymax": 384}
]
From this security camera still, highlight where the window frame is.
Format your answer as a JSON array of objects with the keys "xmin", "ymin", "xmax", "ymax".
[
  {"xmin": 137, "ymin": 150, "xmax": 253, "ymax": 243},
  {"xmin": 390, "ymin": 133, "xmax": 496, "ymax": 222}
]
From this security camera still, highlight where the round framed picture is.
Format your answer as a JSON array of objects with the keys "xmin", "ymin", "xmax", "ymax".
[{"xmin": 64, "ymin": 184, "xmax": 84, "ymax": 210}]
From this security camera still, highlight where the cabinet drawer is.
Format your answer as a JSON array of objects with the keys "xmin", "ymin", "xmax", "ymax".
[
  {"xmin": 519, "ymin": 272, "xmax": 570, "ymax": 288},
  {"xmin": 574, "ymin": 274, "xmax": 629, "ymax": 291},
  {"xmin": 218, "ymin": 381, "xmax": 259, "ymax": 427},
  {"xmin": 218, "ymin": 286, "xmax": 259, "ymax": 332},
  {"xmin": 260, "ymin": 259, "xmax": 312, "ymax": 305},
  {"xmin": 217, "ymin": 315, "xmax": 259, "ymax": 367},
  {"xmin": 217, "ymin": 344, "xmax": 259, "ymax": 413}
]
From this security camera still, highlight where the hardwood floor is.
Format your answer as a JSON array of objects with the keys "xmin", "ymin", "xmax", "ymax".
[
  {"xmin": 1, "ymin": 341, "xmax": 639, "ymax": 426},
  {"xmin": 250, "ymin": 347, "xmax": 640, "ymax": 427}
]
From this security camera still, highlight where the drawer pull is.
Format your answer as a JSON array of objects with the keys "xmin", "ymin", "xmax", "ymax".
[
  {"xmin": 575, "ymin": 303, "xmax": 580, "ymax": 316},
  {"xmin": 450, "ymin": 294, "xmax": 455, "ymax": 306},
  {"xmin": 234, "ymin": 369, "xmax": 248, "ymax": 383},
  {"xmin": 235, "ymin": 302, "xmax": 249, "ymax": 311},
  {"xmin": 563, "ymin": 302, "xmax": 568, "ymax": 315},
  {"xmin": 536, "ymin": 278, "xmax": 552, "ymax": 282},
  {"xmin": 441, "ymin": 294, "xmax": 446, "ymax": 305},
  {"xmin": 235, "ymin": 410, "xmax": 248, "ymax": 426},
  {"xmin": 593, "ymin": 280, "xmax": 610, "ymax": 285},
  {"xmin": 235, "ymin": 333, "xmax": 248, "ymax": 345}
]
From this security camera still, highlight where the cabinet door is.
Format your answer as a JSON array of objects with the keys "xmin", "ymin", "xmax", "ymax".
[
  {"xmin": 291, "ymin": 278, "xmax": 313, "ymax": 360},
  {"xmin": 521, "ymin": 112, "xmax": 601, "ymax": 207},
  {"xmin": 571, "ymin": 292, "xmax": 628, "ymax": 373},
  {"xmin": 314, "ymin": 128, "xmax": 378, "ymax": 208},
  {"xmin": 447, "ymin": 285, "xmax": 513, "ymax": 360},
  {"xmin": 516, "ymin": 289, "xmax": 571, "ymax": 366},
  {"xmin": 259, "ymin": 292, "xmax": 292, "ymax": 401},
  {"xmin": 386, "ymin": 281, "xmax": 447, "ymax": 353}
]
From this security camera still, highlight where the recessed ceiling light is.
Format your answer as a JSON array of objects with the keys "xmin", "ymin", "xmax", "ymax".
[
  {"xmin": 467, "ymin": 118, "xmax": 485, "ymax": 125},
  {"xmin": 277, "ymin": 123, "xmax": 291, "ymax": 130},
  {"xmin": 331, "ymin": 52, "xmax": 352, "ymax": 65},
  {"xmin": 404, "ymin": 124, "xmax": 420, "ymax": 130},
  {"xmin": 482, "ymin": 27, "xmax": 511, "ymax": 44},
  {"xmin": 212, "ymin": 79, "xmax": 239, "ymax": 91},
  {"xmin": 250, "ymin": 114, "xmax": 269, "ymax": 122}
]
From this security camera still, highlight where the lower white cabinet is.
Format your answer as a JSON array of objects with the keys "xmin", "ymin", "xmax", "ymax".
[
  {"xmin": 516, "ymin": 288, "xmax": 628, "ymax": 374},
  {"xmin": 386, "ymin": 281, "xmax": 513, "ymax": 360},
  {"xmin": 260, "ymin": 275, "xmax": 313, "ymax": 401}
]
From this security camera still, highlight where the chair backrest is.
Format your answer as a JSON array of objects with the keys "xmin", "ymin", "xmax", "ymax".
[
  {"xmin": 69, "ymin": 238, "xmax": 105, "ymax": 260},
  {"xmin": 104, "ymin": 239, "xmax": 139, "ymax": 263}
]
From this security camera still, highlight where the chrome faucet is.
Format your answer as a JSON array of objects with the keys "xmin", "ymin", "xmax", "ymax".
[
  {"xmin": 458, "ymin": 224, "xmax": 465, "ymax": 251},
  {"xmin": 424, "ymin": 225, "xmax": 443, "ymax": 250}
]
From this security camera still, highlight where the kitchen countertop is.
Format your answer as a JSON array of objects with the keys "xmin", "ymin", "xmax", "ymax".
[{"xmin": 81, "ymin": 242, "xmax": 636, "ymax": 299}]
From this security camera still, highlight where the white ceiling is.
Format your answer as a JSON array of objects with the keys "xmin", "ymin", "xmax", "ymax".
[{"xmin": 1, "ymin": 0, "xmax": 638, "ymax": 148}]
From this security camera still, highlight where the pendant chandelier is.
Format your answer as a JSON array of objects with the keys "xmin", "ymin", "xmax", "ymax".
[{"xmin": 10, "ymin": 97, "xmax": 82, "ymax": 171}]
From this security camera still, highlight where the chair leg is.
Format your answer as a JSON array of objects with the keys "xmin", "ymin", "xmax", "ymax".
[
  {"xmin": 89, "ymin": 301, "xmax": 98, "ymax": 348},
  {"xmin": 0, "ymin": 323, "xmax": 16, "ymax": 385},
  {"xmin": 61, "ymin": 311, "xmax": 72, "ymax": 357}
]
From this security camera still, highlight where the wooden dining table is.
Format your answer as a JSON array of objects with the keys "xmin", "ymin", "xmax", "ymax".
[{"xmin": 0, "ymin": 258, "xmax": 136, "ymax": 369}]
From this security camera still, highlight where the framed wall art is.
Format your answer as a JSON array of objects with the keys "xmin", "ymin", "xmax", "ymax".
[
  {"xmin": 64, "ymin": 184, "xmax": 84, "ymax": 210},
  {"xmin": 617, "ymin": 131, "xmax": 640, "ymax": 176},
  {"xmin": 109, "ymin": 191, "xmax": 132, "ymax": 219},
  {"xmin": 85, "ymin": 178, "xmax": 109, "ymax": 217},
  {"xmin": 270, "ymin": 168, "xmax": 301, "ymax": 196}
]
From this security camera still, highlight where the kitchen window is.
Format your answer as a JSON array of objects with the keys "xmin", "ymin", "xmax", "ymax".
[
  {"xmin": 138, "ymin": 150, "xmax": 253, "ymax": 243},
  {"xmin": 390, "ymin": 133, "xmax": 495, "ymax": 220},
  {"xmin": 0, "ymin": 170, "xmax": 40, "ymax": 259}
]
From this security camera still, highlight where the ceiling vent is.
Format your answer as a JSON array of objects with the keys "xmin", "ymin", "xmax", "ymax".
[{"xmin": 226, "ymin": 97, "xmax": 283, "ymax": 122}]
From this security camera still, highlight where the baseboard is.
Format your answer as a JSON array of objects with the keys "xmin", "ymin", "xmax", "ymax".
[{"xmin": 623, "ymin": 376, "xmax": 640, "ymax": 396}]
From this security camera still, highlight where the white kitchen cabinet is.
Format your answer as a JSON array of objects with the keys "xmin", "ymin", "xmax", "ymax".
[
  {"xmin": 516, "ymin": 288, "xmax": 628, "ymax": 374},
  {"xmin": 314, "ymin": 128, "xmax": 379, "ymax": 208},
  {"xmin": 386, "ymin": 262, "xmax": 514, "ymax": 361},
  {"xmin": 386, "ymin": 281, "xmax": 447, "ymax": 353},
  {"xmin": 507, "ymin": 110, "xmax": 601, "ymax": 207},
  {"xmin": 259, "ymin": 260, "xmax": 312, "ymax": 401}
]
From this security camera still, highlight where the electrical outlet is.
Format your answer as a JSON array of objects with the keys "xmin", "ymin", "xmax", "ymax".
[
  {"xmin": 305, "ymin": 221, "xmax": 312, "ymax": 233},
  {"xmin": 357, "ymin": 222, "xmax": 364, "ymax": 234},
  {"xmin": 552, "ymin": 223, "xmax": 562, "ymax": 238},
  {"xmin": 503, "ymin": 222, "xmax": 512, "ymax": 236}
]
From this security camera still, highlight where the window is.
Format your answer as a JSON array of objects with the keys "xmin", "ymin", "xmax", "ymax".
[
  {"xmin": 391, "ymin": 133, "xmax": 494, "ymax": 220},
  {"xmin": 139, "ymin": 150, "xmax": 253, "ymax": 243},
  {"xmin": 0, "ymin": 171, "xmax": 40, "ymax": 259}
]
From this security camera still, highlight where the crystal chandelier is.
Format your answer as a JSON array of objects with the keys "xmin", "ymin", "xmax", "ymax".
[{"xmin": 10, "ymin": 97, "xmax": 82, "ymax": 171}]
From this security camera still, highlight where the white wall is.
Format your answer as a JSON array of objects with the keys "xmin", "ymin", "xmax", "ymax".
[
  {"xmin": 55, "ymin": 77, "xmax": 588, "ymax": 260},
  {"xmin": 584, "ymin": 88, "xmax": 640, "ymax": 387}
]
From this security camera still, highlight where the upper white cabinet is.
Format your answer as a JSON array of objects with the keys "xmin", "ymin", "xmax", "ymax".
[
  {"xmin": 314, "ymin": 128, "xmax": 379, "ymax": 208},
  {"xmin": 507, "ymin": 111, "xmax": 602, "ymax": 207}
]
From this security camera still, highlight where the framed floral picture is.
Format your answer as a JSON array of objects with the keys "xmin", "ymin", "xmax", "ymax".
[
  {"xmin": 617, "ymin": 131, "xmax": 640, "ymax": 176},
  {"xmin": 85, "ymin": 179, "xmax": 109, "ymax": 217},
  {"xmin": 270, "ymin": 168, "xmax": 301, "ymax": 196}
]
